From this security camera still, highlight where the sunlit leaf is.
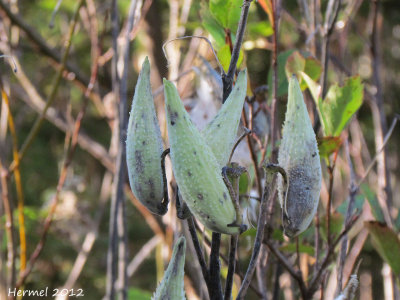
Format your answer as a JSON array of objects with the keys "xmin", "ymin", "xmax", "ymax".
[
  {"xmin": 217, "ymin": 44, "xmax": 244, "ymax": 72},
  {"xmin": 248, "ymin": 22, "xmax": 273, "ymax": 38},
  {"xmin": 201, "ymin": 4, "xmax": 226, "ymax": 48},
  {"xmin": 318, "ymin": 76, "xmax": 364, "ymax": 137},
  {"xmin": 365, "ymin": 221, "xmax": 400, "ymax": 275},
  {"xmin": 317, "ymin": 136, "xmax": 342, "ymax": 159},
  {"xmin": 128, "ymin": 288, "xmax": 152, "ymax": 300},
  {"xmin": 209, "ymin": 0, "xmax": 242, "ymax": 32}
]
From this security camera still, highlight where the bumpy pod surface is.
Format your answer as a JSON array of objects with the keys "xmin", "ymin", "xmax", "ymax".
[
  {"xmin": 201, "ymin": 69, "xmax": 247, "ymax": 167},
  {"xmin": 126, "ymin": 57, "xmax": 165, "ymax": 215},
  {"xmin": 278, "ymin": 75, "xmax": 322, "ymax": 237},
  {"xmin": 153, "ymin": 236, "xmax": 186, "ymax": 300},
  {"xmin": 164, "ymin": 79, "xmax": 240, "ymax": 235}
]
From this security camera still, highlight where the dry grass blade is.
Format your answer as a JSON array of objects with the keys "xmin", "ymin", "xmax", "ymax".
[{"xmin": 1, "ymin": 88, "xmax": 26, "ymax": 275}]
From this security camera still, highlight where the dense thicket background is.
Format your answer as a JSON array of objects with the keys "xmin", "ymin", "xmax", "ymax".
[{"xmin": 0, "ymin": 0, "xmax": 399, "ymax": 299}]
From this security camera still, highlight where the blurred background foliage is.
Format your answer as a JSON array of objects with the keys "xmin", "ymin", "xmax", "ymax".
[{"xmin": 0, "ymin": 0, "xmax": 400, "ymax": 299}]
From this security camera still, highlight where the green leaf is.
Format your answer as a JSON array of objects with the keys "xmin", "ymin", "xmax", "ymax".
[
  {"xmin": 318, "ymin": 76, "xmax": 364, "ymax": 136},
  {"xmin": 285, "ymin": 51, "xmax": 306, "ymax": 79},
  {"xmin": 317, "ymin": 136, "xmax": 342, "ymax": 160},
  {"xmin": 238, "ymin": 172, "xmax": 249, "ymax": 195},
  {"xmin": 361, "ymin": 184, "xmax": 385, "ymax": 223},
  {"xmin": 365, "ymin": 221, "xmax": 400, "ymax": 275},
  {"xmin": 268, "ymin": 50, "xmax": 321, "ymax": 100},
  {"xmin": 201, "ymin": 4, "xmax": 226, "ymax": 48},
  {"xmin": 209, "ymin": 0, "xmax": 242, "ymax": 32},
  {"xmin": 217, "ymin": 44, "xmax": 244, "ymax": 72},
  {"xmin": 128, "ymin": 288, "xmax": 152, "ymax": 300},
  {"xmin": 279, "ymin": 243, "xmax": 315, "ymax": 256},
  {"xmin": 248, "ymin": 22, "xmax": 273, "ymax": 38},
  {"xmin": 301, "ymin": 71, "xmax": 321, "ymax": 105},
  {"xmin": 285, "ymin": 51, "xmax": 322, "ymax": 90},
  {"xmin": 267, "ymin": 49, "xmax": 295, "ymax": 99}
]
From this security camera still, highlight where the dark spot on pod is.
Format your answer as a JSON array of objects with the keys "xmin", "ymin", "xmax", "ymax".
[
  {"xmin": 197, "ymin": 193, "xmax": 203, "ymax": 200},
  {"xmin": 142, "ymin": 140, "xmax": 146, "ymax": 145},
  {"xmin": 169, "ymin": 110, "xmax": 179, "ymax": 126},
  {"xmin": 148, "ymin": 178, "xmax": 154, "ymax": 189},
  {"xmin": 217, "ymin": 123, "xmax": 220, "ymax": 128},
  {"xmin": 223, "ymin": 192, "xmax": 228, "ymax": 200},
  {"xmin": 141, "ymin": 112, "xmax": 145, "ymax": 118},
  {"xmin": 312, "ymin": 152, "xmax": 317, "ymax": 157},
  {"xmin": 187, "ymin": 171, "xmax": 192, "ymax": 177},
  {"xmin": 305, "ymin": 186, "xmax": 310, "ymax": 190},
  {"xmin": 135, "ymin": 183, "xmax": 142, "ymax": 193},
  {"xmin": 207, "ymin": 215, "xmax": 210, "ymax": 219},
  {"xmin": 296, "ymin": 105, "xmax": 300, "ymax": 110},
  {"xmin": 135, "ymin": 151, "xmax": 144, "ymax": 173},
  {"xmin": 150, "ymin": 191, "xmax": 155, "ymax": 198},
  {"xmin": 219, "ymin": 198, "xmax": 223, "ymax": 204},
  {"xmin": 193, "ymin": 151, "xmax": 197, "ymax": 155}
]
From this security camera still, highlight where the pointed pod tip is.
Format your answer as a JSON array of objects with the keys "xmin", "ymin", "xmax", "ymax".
[{"xmin": 141, "ymin": 56, "xmax": 150, "ymax": 74}]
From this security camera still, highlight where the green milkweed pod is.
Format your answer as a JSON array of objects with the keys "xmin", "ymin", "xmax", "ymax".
[
  {"xmin": 164, "ymin": 79, "xmax": 241, "ymax": 235},
  {"xmin": 126, "ymin": 57, "xmax": 166, "ymax": 215},
  {"xmin": 201, "ymin": 69, "xmax": 248, "ymax": 167},
  {"xmin": 153, "ymin": 236, "xmax": 186, "ymax": 300},
  {"xmin": 278, "ymin": 75, "xmax": 322, "ymax": 237}
]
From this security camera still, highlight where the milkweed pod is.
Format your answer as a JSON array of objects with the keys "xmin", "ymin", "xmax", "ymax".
[
  {"xmin": 164, "ymin": 79, "xmax": 240, "ymax": 235},
  {"xmin": 202, "ymin": 69, "xmax": 248, "ymax": 167},
  {"xmin": 153, "ymin": 236, "xmax": 186, "ymax": 300},
  {"xmin": 126, "ymin": 57, "xmax": 166, "ymax": 215},
  {"xmin": 278, "ymin": 75, "xmax": 322, "ymax": 237}
]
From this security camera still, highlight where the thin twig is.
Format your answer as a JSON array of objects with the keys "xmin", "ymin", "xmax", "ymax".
[
  {"xmin": 222, "ymin": 0, "xmax": 254, "ymax": 101},
  {"xmin": 319, "ymin": 0, "xmax": 342, "ymax": 98},
  {"xmin": 355, "ymin": 115, "xmax": 400, "ymax": 189},
  {"xmin": 307, "ymin": 214, "xmax": 359, "ymax": 297},
  {"xmin": 61, "ymin": 171, "xmax": 113, "ymax": 290},
  {"xmin": 0, "ymin": 0, "xmax": 90, "ymax": 90},
  {"xmin": 162, "ymin": 36, "xmax": 224, "ymax": 75},
  {"xmin": 15, "ymin": 93, "xmax": 89, "ymax": 292},
  {"xmin": 265, "ymin": 241, "xmax": 307, "ymax": 299},
  {"xmin": 237, "ymin": 164, "xmax": 286, "ymax": 300},
  {"xmin": 336, "ymin": 138, "xmax": 358, "ymax": 295},
  {"xmin": 0, "ymin": 161, "xmax": 16, "ymax": 295},
  {"xmin": 241, "ymin": 108, "xmax": 262, "ymax": 197},
  {"xmin": 105, "ymin": 0, "xmax": 128, "ymax": 298},
  {"xmin": 8, "ymin": 0, "xmax": 84, "ymax": 172},
  {"xmin": 1, "ymin": 88, "xmax": 26, "ymax": 275},
  {"xmin": 127, "ymin": 235, "xmax": 162, "ymax": 277},
  {"xmin": 224, "ymin": 235, "xmax": 238, "ymax": 300},
  {"xmin": 187, "ymin": 217, "xmax": 210, "ymax": 286}
]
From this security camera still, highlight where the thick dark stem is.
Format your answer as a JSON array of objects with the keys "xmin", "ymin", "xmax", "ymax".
[
  {"xmin": 224, "ymin": 235, "xmax": 238, "ymax": 300},
  {"xmin": 106, "ymin": 0, "xmax": 124, "ymax": 298},
  {"xmin": 209, "ymin": 233, "xmax": 224, "ymax": 300},
  {"xmin": 222, "ymin": 0, "xmax": 253, "ymax": 101},
  {"xmin": 187, "ymin": 217, "xmax": 210, "ymax": 285}
]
